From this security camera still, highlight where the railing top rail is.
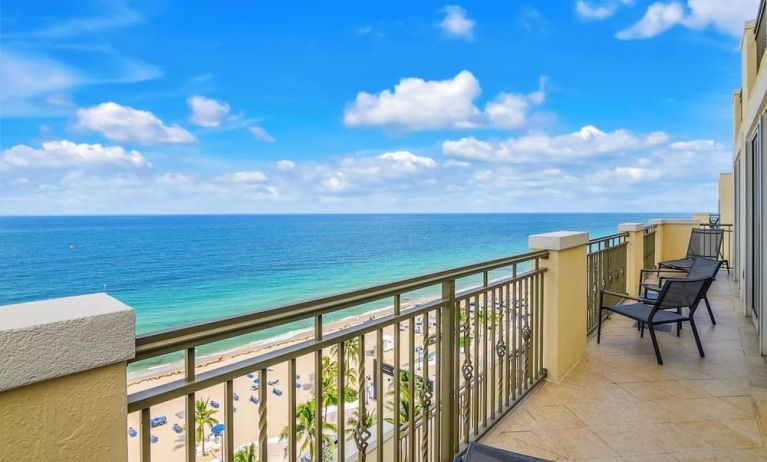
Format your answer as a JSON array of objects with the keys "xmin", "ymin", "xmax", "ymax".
[
  {"xmin": 132, "ymin": 249, "xmax": 549, "ymax": 362},
  {"xmin": 587, "ymin": 232, "xmax": 628, "ymax": 245}
]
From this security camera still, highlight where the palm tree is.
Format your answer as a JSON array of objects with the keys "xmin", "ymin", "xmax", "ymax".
[
  {"xmin": 384, "ymin": 370, "xmax": 425, "ymax": 426},
  {"xmin": 320, "ymin": 355, "xmax": 338, "ymax": 418},
  {"xmin": 234, "ymin": 443, "xmax": 257, "ymax": 462},
  {"xmin": 279, "ymin": 400, "xmax": 336, "ymax": 461},
  {"xmin": 330, "ymin": 338, "xmax": 361, "ymax": 389},
  {"xmin": 194, "ymin": 398, "xmax": 219, "ymax": 456}
]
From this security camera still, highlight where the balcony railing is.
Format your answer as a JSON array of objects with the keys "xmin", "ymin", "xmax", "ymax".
[
  {"xmin": 127, "ymin": 250, "xmax": 548, "ymax": 462},
  {"xmin": 586, "ymin": 233, "xmax": 628, "ymax": 334},
  {"xmin": 643, "ymin": 224, "xmax": 657, "ymax": 270}
]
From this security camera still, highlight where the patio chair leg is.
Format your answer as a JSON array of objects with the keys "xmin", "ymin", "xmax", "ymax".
[
  {"xmin": 704, "ymin": 296, "xmax": 716, "ymax": 325},
  {"xmin": 597, "ymin": 307, "xmax": 603, "ymax": 344},
  {"xmin": 677, "ymin": 308, "xmax": 681, "ymax": 337},
  {"xmin": 689, "ymin": 318, "xmax": 705, "ymax": 358},
  {"xmin": 648, "ymin": 324, "xmax": 663, "ymax": 365},
  {"xmin": 640, "ymin": 322, "xmax": 644, "ymax": 338}
]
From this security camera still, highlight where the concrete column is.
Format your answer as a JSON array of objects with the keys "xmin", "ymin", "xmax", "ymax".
[
  {"xmin": 529, "ymin": 231, "xmax": 588, "ymax": 382},
  {"xmin": 650, "ymin": 218, "xmax": 698, "ymax": 263},
  {"xmin": 692, "ymin": 212, "xmax": 711, "ymax": 224},
  {"xmin": 619, "ymin": 223, "xmax": 645, "ymax": 297},
  {"xmin": 0, "ymin": 293, "xmax": 135, "ymax": 462}
]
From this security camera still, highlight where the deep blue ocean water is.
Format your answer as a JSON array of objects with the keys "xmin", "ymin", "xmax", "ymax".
[{"xmin": 0, "ymin": 214, "xmax": 677, "ymax": 334}]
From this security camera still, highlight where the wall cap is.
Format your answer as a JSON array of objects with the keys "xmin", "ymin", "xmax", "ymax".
[
  {"xmin": 649, "ymin": 219, "xmax": 699, "ymax": 225},
  {"xmin": 0, "ymin": 293, "xmax": 135, "ymax": 392},
  {"xmin": 618, "ymin": 223, "xmax": 644, "ymax": 232},
  {"xmin": 529, "ymin": 231, "xmax": 588, "ymax": 251}
]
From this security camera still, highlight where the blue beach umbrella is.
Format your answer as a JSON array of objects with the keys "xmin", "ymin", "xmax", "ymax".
[{"xmin": 211, "ymin": 424, "xmax": 225, "ymax": 436}]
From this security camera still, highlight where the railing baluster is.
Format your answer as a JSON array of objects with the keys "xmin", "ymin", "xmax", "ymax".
[
  {"xmin": 504, "ymin": 282, "xmax": 511, "ymax": 408},
  {"xmin": 407, "ymin": 317, "xmax": 415, "ymax": 462},
  {"xmin": 420, "ymin": 312, "xmax": 430, "ymax": 462},
  {"xmin": 289, "ymin": 358, "xmax": 297, "ymax": 462},
  {"xmin": 376, "ymin": 328, "xmax": 384, "ymax": 462},
  {"xmin": 357, "ymin": 334, "xmax": 368, "ymax": 462},
  {"xmin": 439, "ymin": 278, "xmax": 456, "ymax": 462},
  {"xmin": 472, "ymin": 293, "xmax": 479, "ymax": 437},
  {"xmin": 140, "ymin": 408, "xmax": 151, "ymax": 462},
  {"xmin": 434, "ymin": 306, "xmax": 442, "ymax": 461},
  {"xmin": 185, "ymin": 347, "xmax": 196, "ymax": 462},
  {"xmin": 314, "ymin": 315, "xmax": 323, "ymax": 462},
  {"xmin": 393, "ymin": 295, "xmax": 401, "ymax": 462},
  {"xmin": 225, "ymin": 379, "xmax": 234, "ymax": 462},
  {"xmin": 337, "ymin": 341, "xmax": 346, "ymax": 462},
  {"xmin": 258, "ymin": 368, "xmax": 267, "ymax": 462}
]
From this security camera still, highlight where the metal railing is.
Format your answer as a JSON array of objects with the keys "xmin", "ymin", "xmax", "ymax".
[
  {"xmin": 700, "ymin": 223, "xmax": 733, "ymax": 271},
  {"xmin": 643, "ymin": 225, "xmax": 657, "ymax": 270},
  {"xmin": 586, "ymin": 233, "xmax": 628, "ymax": 334},
  {"xmin": 127, "ymin": 250, "xmax": 548, "ymax": 462}
]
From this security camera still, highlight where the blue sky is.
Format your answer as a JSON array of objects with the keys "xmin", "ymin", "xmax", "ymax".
[{"xmin": 0, "ymin": 0, "xmax": 758, "ymax": 214}]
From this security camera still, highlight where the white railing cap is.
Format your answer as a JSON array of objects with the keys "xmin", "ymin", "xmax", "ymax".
[
  {"xmin": 529, "ymin": 231, "xmax": 588, "ymax": 251},
  {"xmin": 0, "ymin": 293, "xmax": 135, "ymax": 392},
  {"xmin": 618, "ymin": 223, "xmax": 644, "ymax": 232},
  {"xmin": 649, "ymin": 218, "xmax": 699, "ymax": 225}
]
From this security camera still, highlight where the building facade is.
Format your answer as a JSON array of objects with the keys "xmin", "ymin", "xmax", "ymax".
[{"xmin": 734, "ymin": 0, "xmax": 767, "ymax": 353}]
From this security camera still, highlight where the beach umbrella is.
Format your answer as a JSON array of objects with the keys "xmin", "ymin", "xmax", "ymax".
[{"xmin": 211, "ymin": 424, "xmax": 225, "ymax": 436}]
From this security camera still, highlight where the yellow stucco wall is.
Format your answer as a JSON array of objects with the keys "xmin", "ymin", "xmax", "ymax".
[
  {"xmin": 656, "ymin": 223, "xmax": 695, "ymax": 263},
  {"xmin": 719, "ymin": 173, "xmax": 734, "ymax": 225},
  {"xmin": 0, "ymin": 362, "xmax": 128, "ymax": 462},
  {"xmin": 541, "ymin": 244, "xmax": 587, "ymax": 382},
  {"xmin": 624, "ymin": 229, "xmax": 644, "ymax": 297}
]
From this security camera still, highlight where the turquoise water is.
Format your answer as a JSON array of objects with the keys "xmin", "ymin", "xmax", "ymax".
[{"xmin": 0, "ymin": 213, "xmax": 673, "ymax": 366}]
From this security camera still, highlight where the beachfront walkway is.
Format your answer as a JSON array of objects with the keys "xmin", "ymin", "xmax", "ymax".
[{"xmin": 481, "ymin": 274, "xmax": 767, "ymax": 461}]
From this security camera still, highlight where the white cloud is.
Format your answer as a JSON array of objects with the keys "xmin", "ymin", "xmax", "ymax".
[
  {"xmin": 443, "ymin": 125, "xmax": 669, "ymax": 163},
  {"xmin": 214, "ymin": 171, "xmax": 268, "ymax": 183},
  {"xmin": 0, "ymin": 51, "xmax": 82, "ymax": 117},
  {"xmin": 670, "ymin": 139, "xmax": 724, "ymax": 151},
  {"xmin": 1, "ymin": 140, "xmax": 150, "ymax": 169},
  {"xmin": 444, "ymin": 159, "xmax": 472, "ymax": 169},
  {"xmin": 617, "ymin": 0, "xmax": 756, "ymax": 39},
  {"xmin": 76, "ymin": 102, "xmax": 196, "ymax": 145},
  {"xmin": 187, "ymin": 96, "xmax": 230, "ymax": 128},
  {"xmin": 575, "ymin": 0, "xmax": 632, "ymax": 20},
  {"xmin": 344, "ymin": 71, "xmax": 545, "ymax": 131},
  {"xmin": 249, "ymin": 126, "xmax": 276, "ymax": 143},
  {"xmin": 276, "ymin": 160, "xmax": 295, "ymax": 170},
  {"xmin": 440, "ymin": 5, "xmax": 475, "ymax": 40}
]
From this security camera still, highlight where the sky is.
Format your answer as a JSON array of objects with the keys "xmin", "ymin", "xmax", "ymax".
[{"xmin": 0, "ymin": 0, "xmax": 759, "ymax": 215}]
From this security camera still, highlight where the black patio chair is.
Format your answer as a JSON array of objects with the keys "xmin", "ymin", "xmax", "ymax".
[
  {"xmin": 639, "ymin": 257, "xmax": 723, "ymax": 326},
  {"xmin": 456, "ymin": 442, "xmax": 551, "ymax": 462},
  {"xmin": 597, "ymin": 277, "xmax": 711, "ymax": 365},
  {"xmin": 658, "ymin": 228, "xmax": 725, "ymax": 272}
]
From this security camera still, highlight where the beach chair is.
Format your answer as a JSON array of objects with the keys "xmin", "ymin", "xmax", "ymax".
[
  {"xmin": 658, "ymin": 228, "xmax": 725, "ymax": 272},
  {"xmin": 173, "ymin": 423, "xmax": 183, "ymax": 434},
  {"xmin": 250, "ymin": 396, "xmax": 259, "ymax": 404},
  {"xmin": 273, "ymin": 388, "xmax": 283, "ymax": 396},
  {"xmin": 233, "ymin": 392, "xmax": 239, "ymax": 401},
  {"xmin": 128, "ymin": 427, "xmax": 137, "ymax": 438},
  {"xmin": 640, "ymin": 257, "xmax": 722, "ymax": 327},
  {"xmin": 597, "ymin": 277, "xmax": 711, "ymax": 365},
  {"xmin": 150, "ymin": 435, "xmax": 159, "ymax": 444},
  {"xmin": 210, "ymin": 400, "xmax": 220, "ymax": 409}
]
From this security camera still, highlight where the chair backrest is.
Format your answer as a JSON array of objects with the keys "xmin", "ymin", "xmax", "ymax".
[
  {"xmin": 686, "ymin": 257, "xmax": 723, "ymax": 279},
  {"xmin": 652, "ymin": 277, "xmax": 709, "ymax": 317},
  {"xmin": 686, "ymin": 228, "xmax": 724, "ymax": 260}
]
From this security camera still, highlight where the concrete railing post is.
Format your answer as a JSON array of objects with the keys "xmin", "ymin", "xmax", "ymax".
[
  {"xmin": 619, "ymin": 223, "xmax": 645, "ymax": 297},
  {"xmin": 0, "ymin": 294, "xmax": 135, "ymax": 462},
  {"xmin": 650, "ymin": 219, "xmax": 698, "ymax": 264},
  {"xmin": 529, "ymin": 231, "xmax": 588, "ymax": 382}
]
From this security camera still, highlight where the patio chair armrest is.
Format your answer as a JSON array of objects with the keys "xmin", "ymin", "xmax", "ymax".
[{"xmin": 600, "ymin": 290, "xmax": 654, "ymax": 304}]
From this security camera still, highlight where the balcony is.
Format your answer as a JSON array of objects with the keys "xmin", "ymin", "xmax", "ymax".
[
  {"xmin": 483, "ymin": 272, "xmax": 767, "ymax": 460},
  {"xmin": 0, "ymin": 215, "xmax": 750, "ymax": 462}
]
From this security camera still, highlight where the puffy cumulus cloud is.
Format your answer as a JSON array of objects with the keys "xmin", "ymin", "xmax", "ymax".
[
  {"xmin": 616, "ymin": 0, "xmax": 756, "ymax": 40},
  {"xmin": 442, "ymin": 125, "xmax": 668, "ymax": 163},
  {"xmin": 344, "ymin": 71, "xmax": 545, "ymax": 131},
  {"xmin": 670, "ymin": 139, "xmax": 725, "ymax": 151},
  {"xmin": 575, "ymin": 0, "xmax": 633, "ymax": 20},
  {"xmin": 1, "ymin": 140, "xmax": 150, "ymax": 169},
  {"xmin": 213, "ymin": 171, "xmax": 268, "ymax": 184},
  {"xmin": 187, "ymin": 96, "xmax": 230, "ymax": 127},
  {"xmin": 440, "ymin": 5, "xmax": 475, "ymax": 40},
  {"xmin": 76, "ymin": 102, "xmax": 195, "ymax": 145},
  {"xmin": 249, "ymin": 126, "xmax": 275, "ymax": 143}
]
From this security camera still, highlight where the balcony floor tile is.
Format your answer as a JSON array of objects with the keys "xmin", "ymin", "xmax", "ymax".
[{"xmin": 482, "ymin": 274, "xmax": 767, "ymax": 460}]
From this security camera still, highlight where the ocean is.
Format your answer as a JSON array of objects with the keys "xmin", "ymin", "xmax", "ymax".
[{"xmin": 0, "ymin": 213, "xmax": 674, "ymax": 368}]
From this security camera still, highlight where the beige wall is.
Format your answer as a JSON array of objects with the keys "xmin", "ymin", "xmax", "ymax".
[
  {"xmin": 720, "ymin": 173, "xmax": 734, "ymax": 224},
  {"xmin": 655, "ymin": 222, "xmax": 695, "ymax": 263},
  {"xmin": 0, "ymin": 363, "xmax": 128, "ymax": 462}
]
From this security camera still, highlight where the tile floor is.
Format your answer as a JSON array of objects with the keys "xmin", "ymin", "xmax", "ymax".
[{"xmin": 482, "ymin": 274, "xmax": 767, "ymax": 461}]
